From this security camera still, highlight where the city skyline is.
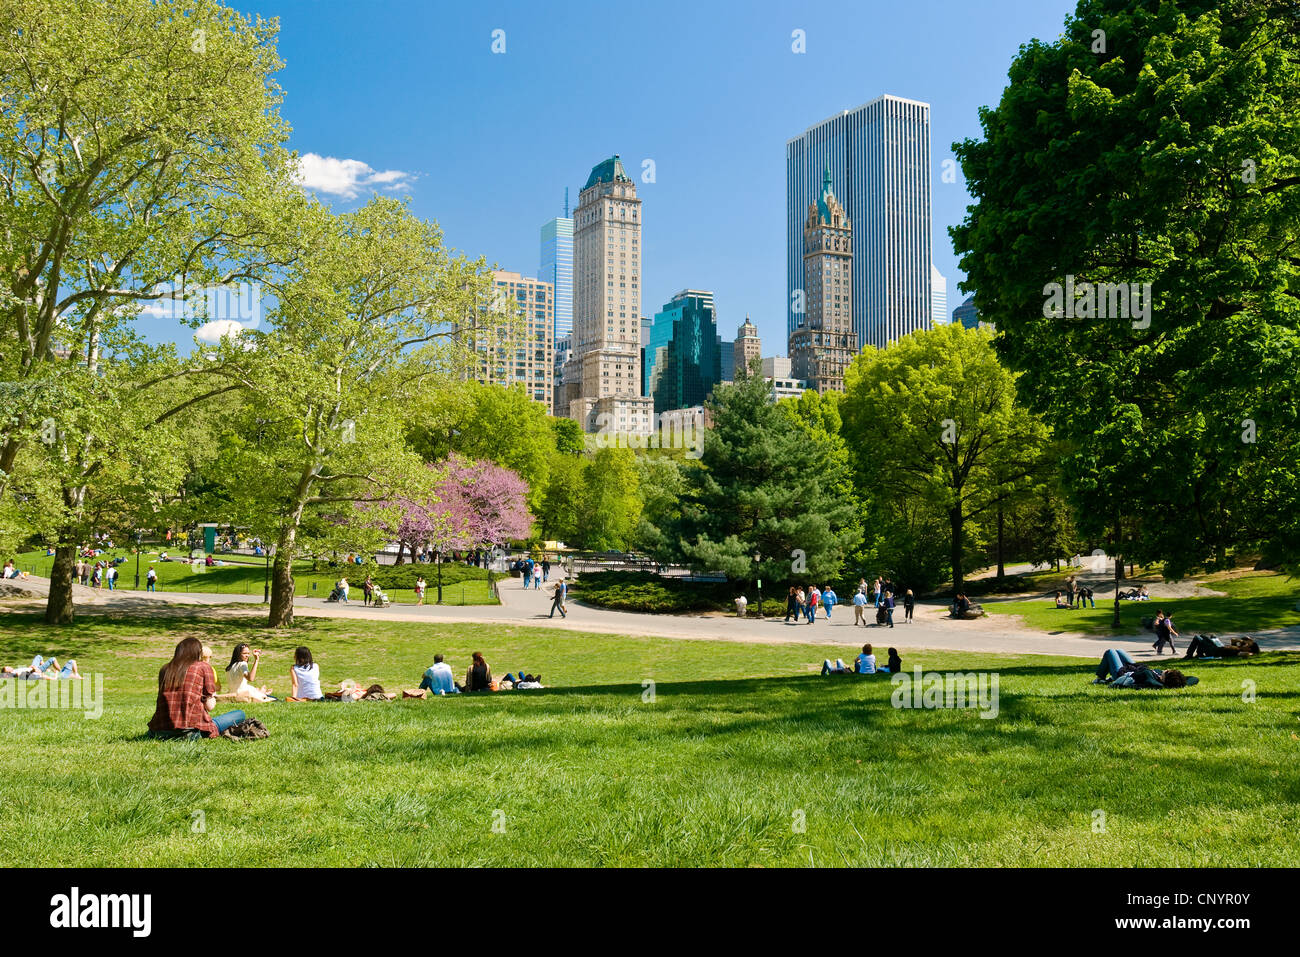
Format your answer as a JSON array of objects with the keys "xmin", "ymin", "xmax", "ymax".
[{"xmin": 175, "ymin": 0, "xmax": 1079, "ymax": 358}]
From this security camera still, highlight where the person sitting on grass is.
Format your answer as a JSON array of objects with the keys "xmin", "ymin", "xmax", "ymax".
[
  {"xmin": 1054, "ymin": 591, "xmax": 1069, "ymax": 608},
  {"xmin": 418, "ymin": 653, "xmax": 461, "ymax": 695},
  {"xmin": 465, "ymin": 651, "xmax": 493, "ymax": 692},
  {"xmin": 288, "ymin": 646, "xmax": 324, "ymax": 701},
  {"xmin": 879, "ymin": 647, "xmax": 903, "ymax": 675},
  {"xmin": 223, "ymin": 643, "xmax": 276, "ymax": 702},
  {"xmin": 1183, "ymin": 635, "xmax": 1261, "ymax": 660},
  {"xmin": 148, "ymin": 637, "xmax": 245, "ymax": 739},
  {"xmin": 1092, "ymin": 648, "xmax": 1197, "ymax": 689},
  {"xmin": 855, "ymin": 643, "xmax": 877, "ymax": 674}
]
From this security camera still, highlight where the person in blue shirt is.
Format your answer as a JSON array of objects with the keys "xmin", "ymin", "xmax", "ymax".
[
  {"xmin": 855, "ymin": 643, "xmax": 877, "ymax": 674},
  {"xmin": 852, "ymin": 589, "xmax": 868, "ymax": 626},
  {"xmin": 418, "ymin": 654, "xmax": 461, "ymax": 695},
  {"xmin": 822, "ymin": 587, "xmax": 838, "ymax": 619}
]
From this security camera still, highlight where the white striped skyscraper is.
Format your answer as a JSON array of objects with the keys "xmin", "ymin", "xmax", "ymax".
[{"xmin": 786, "ymin": 95, "xmax": 932, "ymax": 350}]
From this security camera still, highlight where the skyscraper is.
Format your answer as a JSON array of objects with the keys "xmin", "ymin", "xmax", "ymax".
[
  {"xmin": 539, "ymin": 194, "xmax": 574, "ymax": 341},
  {"xmin": 645, "ymin": 289, "xmax": 721, "ymax": 413},
  {"xmin": 734, "ymin": 314, "xmax": 761, "ymax": 378},
  {"xmin": 786, "ymin": 94, "xmax": 932, "ymax": 351},
  {"xmin": 789, "ymin": 168, "xmax": 857, "ymax": 394},
  {"xmin": 931, "ymin": 264, "xmax": 948, "ymax": 327},
  {"xmin": 570, "ymin": 155, "xmax": 654, "ymax": 434},
  {"xmin": 458, "ymin": 270, "xmax": 554, "ymax": 409}
]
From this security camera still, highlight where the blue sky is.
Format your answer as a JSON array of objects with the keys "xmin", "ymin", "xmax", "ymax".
[{"xmin": 210, "ymin": 0, "xmax": 1078, "ymax": 352}]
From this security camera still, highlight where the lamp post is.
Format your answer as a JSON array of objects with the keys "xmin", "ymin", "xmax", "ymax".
[
  {"xmin": 753, "ymin": 551, "xmax": 762, "ymax": 620},
  {"xmin": 134, "ymin": 531, "xmax": 142, "ymax": 589},
  {"xmin": 263, "ymin": 545, "xmax": 271, "ymax": 603}
]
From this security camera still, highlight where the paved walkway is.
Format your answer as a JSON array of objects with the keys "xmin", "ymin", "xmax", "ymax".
[{"xmin": 7, "ymin": 573, "xmax": 1299, "ymax": 659}]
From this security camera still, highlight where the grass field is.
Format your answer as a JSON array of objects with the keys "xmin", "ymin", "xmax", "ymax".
[
  {"xmin": 12, "ymin": 549, "xmax": 497, "ymax": 606},
  {"xmin": 2, "ymin": 607, "xmax": 1298, "ymax": 867},
  {"xmin": 982, "ymin": 571, "xmax": 1300, "ymax": 637}
]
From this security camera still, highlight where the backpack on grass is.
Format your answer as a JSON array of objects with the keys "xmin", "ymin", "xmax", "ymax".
[{"xmin": 221, "ymin": 718, "xmax": 269, "ymax": 740}]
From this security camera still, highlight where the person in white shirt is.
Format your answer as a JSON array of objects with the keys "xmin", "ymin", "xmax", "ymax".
[
  {"xmin": 223, "ymin": 643, "xmax": 275, "ymax": 701},
  {"xmin": 289, "ymin": 646, "xmax": 323, "ymax": 700}
]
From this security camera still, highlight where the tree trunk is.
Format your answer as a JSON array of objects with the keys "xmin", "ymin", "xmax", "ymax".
[
  {"xmin": 996, "ymin": 504, "xmax": 1005, "ymax": 579},
  {"xmin": 394, "ymin": 540, "xmax": 406, "ymax": 566},
  {"xmin": 269, "ymin": 526, "xmax": 297, "ymax": 627},
  {"xmin": 436, "ymin": 552, "xmax": 444, "ymax": 603},
  {"xmin": 949, "ymin": 504, "xmax": 964, "ymax": 595},
  {"xmin": 1112, "ymin": 551, "xmax": 1122, "ymax": 629},
  {"xmin": 44, "ymin": 543, "xmax": 78, "ymax": 625}
]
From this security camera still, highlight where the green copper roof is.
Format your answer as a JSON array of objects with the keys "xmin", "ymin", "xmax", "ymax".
[
  {"xmin": 816, "ymin": 167, "xmax": 835, "ymax": 222},
  {"xmin": 584, "ymin": 154, "xmax": 631, "ymax": 190}
]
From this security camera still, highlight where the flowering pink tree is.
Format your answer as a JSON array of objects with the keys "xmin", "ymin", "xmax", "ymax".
[{"xmin": 377, "ymin": 455, "xmax": 531, "ymax": 601}]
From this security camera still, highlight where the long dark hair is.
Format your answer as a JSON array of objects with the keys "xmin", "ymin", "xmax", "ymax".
[
  {"xmin": 294, "ymin": 646, "xmax": 314, "ymax": 669},
  {"xmin": 227, "ymin": 643, "xmax": 250, "ymax": 672},
  {"xmin": 160, "ymin": 637, "xmax": 204, "ymax": 691},
  {"xmin": 471, "ymin": 651, "xmax": 486, "ymax": 667}
]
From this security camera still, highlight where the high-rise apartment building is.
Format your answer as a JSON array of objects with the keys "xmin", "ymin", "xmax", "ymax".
[
  {"xmin": 761, "ymin": 356, "xmax": 808, "ymax": 402},
  {"xmin": 459, "ymin": 270, "xmax": 554, "ymax": 409},
  {"xmin": 570, "ymin": 155, "xmax": 654, "ymax": 434},
  {"xmin": 931, "ymin": 264, "xmax": 948, "ymax": 327},
  {"xmin": 734, "ymin": 314, "xmax": 762, "ymax": 378},
  {"xmin": 786, "ymin": 94, "xmax": 932, "ymax": 351},
  {"xmin": 645, "ymin": 289, "xmax": 722, "ymax": 414},
  {"xmin": 539, "ymin": 198, "xmax": 574, "ymax": 341},
  {"xmin": 789, "ymin": 169, "xmax": 857, "ymax": 394}
]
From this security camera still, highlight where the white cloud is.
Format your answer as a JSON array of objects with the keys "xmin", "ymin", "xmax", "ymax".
[
  {"xmin": 295, "ymin": 152, "xmax": 414, "ymax": 200},
  {"xmin": 195, "ymin": 319, "xmax": 245, "ymax": 344}
]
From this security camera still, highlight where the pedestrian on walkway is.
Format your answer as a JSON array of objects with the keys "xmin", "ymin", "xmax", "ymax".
[
  {"xmin": 549, "ymin": 579, "xmax": 568, "ymax": 618},
  {"xmin": 806, "ymin": 586, "xmax": 820, "ymax": 624},
  {"xmin": 903, "ymin": 588, "xmax": 915, "ymax": 623},
  {"xmin": 415, "ymin": 576, "xmax": 426, "ymax": 606},
  {"xmin": 822, "ymin": 586, "xmax": 837, "ymax": 619},
  {"xmin": 853, "ymin": 589, "xmax": 867, "ymax": 626},
  {"xmin": 785, "ymin": 586, "xmax": 798, "ymax": 622},
  {"xmin": 884, "ymin": 590, "xmax": 896, "ymax": 628},
  {"xmin": 147, "ymin": 566, "xmax": 157, "ymax": 592},
  {"xmin": 532, "ymin": 562, "xmax": 542, "ymax": 590},
  {"xmin": 542, "ymin": 558, "xmax": 551, "ymax": 582}
]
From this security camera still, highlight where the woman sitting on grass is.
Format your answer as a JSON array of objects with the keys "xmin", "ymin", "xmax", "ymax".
[
  {"xmin": 1054, "ymin": 591, "xmax": 1069, "ymax": 608},
  {"xmin": 288, "ymin": 646, "xmax": 323, "ymax": 701},
  {"xmin": 1092, "ymin": 648, "xmax": 1197, "ymax": 689},
  {"xmin": 880, "ymin": 647, "xmax": 903, "ymax": 675},
  {"xmin": 223, "ymin": 644, "xmax": 276, "ymax": 702},
  {"xmin": 148, "ymin": 637, "xmax": 245, "ymax": 739},
  {"xmin": 465, "ymin": 651, "xmax": 493, "ymax": 692}
]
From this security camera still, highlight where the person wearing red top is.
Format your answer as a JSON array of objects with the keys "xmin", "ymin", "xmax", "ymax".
[{"xmin": 148, "ymin": 637, "xmax": 244, "ymax": 739}]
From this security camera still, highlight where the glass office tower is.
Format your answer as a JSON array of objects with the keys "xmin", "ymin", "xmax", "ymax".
[
  {"xmin": 786, "ymin": 94, "xmax": 932, "ymax": 350},
  {"xmin": 539, "ymin": 213, "xmax": 574, "ymax": 341}
]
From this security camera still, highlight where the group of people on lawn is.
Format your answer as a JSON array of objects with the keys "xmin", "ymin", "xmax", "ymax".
[
  {"xmin": 146, "ymin": 638, "xmax": 544, "ymax": 739},
  {"xmin": 821, "ymin": 644, "xmax": 903, "ymax": 676}
]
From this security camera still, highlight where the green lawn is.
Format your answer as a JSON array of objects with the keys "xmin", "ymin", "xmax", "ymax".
[
  {"xmin": 2, "ymin": 609, "xmax": 1298, "ymax": 866},
  {"xmin": 982, "ymin": 571, "xmax": 1300, "ymax": 636},
  {"xmin": 12, "ymin": 549, "xmax": 497, "ymax": 606}
]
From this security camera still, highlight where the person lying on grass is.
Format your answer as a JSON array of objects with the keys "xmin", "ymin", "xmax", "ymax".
[
  {"xmin": 287, "ymin": 646, "xmax": 324, "ymax": 701},
  {"xmin": 3, "ymin": 655, "xmax": 82, "ymax": 679},
  {"xmin": 1092, "ymin": 649, "xmax": 1198, "ymax": 688},
  {"xmin": 148, "ymin": 637, "xmax": 246, "ymax": 739},
  {"xmin": 1183, "ymin": 635, "xmax": 1261, "ymax": 660}
]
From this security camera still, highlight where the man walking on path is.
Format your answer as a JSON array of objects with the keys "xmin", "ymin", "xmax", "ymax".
[
  {"xmin": 822, "ymin": 586, "xmax": 837, "ymax": 619},
  {"xmin": 147, "ymin": 566, "xmax": 157, "ymax": 592},
  {"xmin": 549, "ymin": 579, "xmax": 568, "ymax": 618},
  {"xmin": 542, "ymin": 559, "xmax": 551, "ymax": 582},
  {"xmin": 853, "ymin": 589, "xmax": 867, "ymax": 626}
]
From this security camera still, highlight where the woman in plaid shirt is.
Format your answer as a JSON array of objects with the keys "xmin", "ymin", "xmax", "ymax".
[{"xmin": 148, "ymin": 637, "xmax": 245, "ymax": 739}]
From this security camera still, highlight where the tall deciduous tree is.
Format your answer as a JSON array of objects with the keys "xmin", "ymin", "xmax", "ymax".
[
  {"xmin": 841, "ymin": 324, "xmax": 1050, "ymax": 595},
  {"xmin": 0, "ymin": 0, "xmax": 296, "ymax": 622},
  {"xmin": 215, "ymin": 197, "xmax": 494, "ymax": 626},
  {"xmin": 952, "ymin": 0, "xmax": 1300, "ymax": 607}
]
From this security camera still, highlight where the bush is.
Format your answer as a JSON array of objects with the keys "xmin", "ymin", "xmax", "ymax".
[
  {"xmin": 961, "ymin": 575, "xmax": 1031, "ymax": 597},
  {"xmin": 369, "ymin": 562, "xmax": 489, "ymax": 590}
]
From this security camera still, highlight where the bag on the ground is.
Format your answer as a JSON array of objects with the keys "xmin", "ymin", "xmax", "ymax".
[
  {"xmin": 221, "ymin": 717, "xmax": 269, "ymax": 740},
  {"xmin": 402, "ymin": 688, "xmax": 428, "ymax": 699},
  {"xmin": 361, "ymin": 683, "xmax": 396, "ymax": 701}
]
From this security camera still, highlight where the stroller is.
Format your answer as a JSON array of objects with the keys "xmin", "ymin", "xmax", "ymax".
[
  {"xmin": 875, "ymin": 604, "xmax": 888, "ymax": 625},
  {"xmin": 326, "ymin": 586, "xmax": 343, "ymax": 602}
]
